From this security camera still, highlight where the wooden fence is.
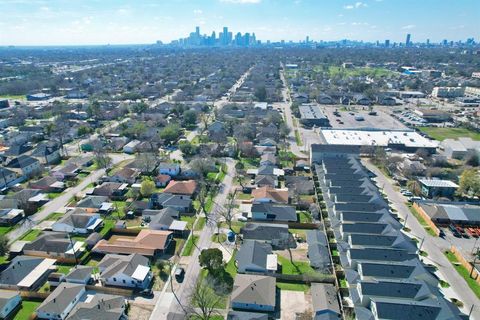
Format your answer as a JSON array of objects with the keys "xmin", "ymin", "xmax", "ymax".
[
  {"xmin": 412, "ymin": 202, "xmax": 441, "ymax": 236},
  {"xmin": 450, "ymin": 245, "xmax": 480, "ymax": 285}
]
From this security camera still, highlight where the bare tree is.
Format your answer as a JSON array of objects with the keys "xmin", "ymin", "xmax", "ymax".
[
  {"xmin": 189, "ymin": 278, "xmax": 225, "ymax": 320},
  {"xmin": 217, "ymin": 191, "xmax": 237, "ymax": 232},
  {"xmin": 92, "ymin": 140, "xmax": 111, "ymax": 170}
]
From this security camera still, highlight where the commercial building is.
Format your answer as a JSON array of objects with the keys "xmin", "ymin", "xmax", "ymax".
[
  {"xmin": 431, "ymin": 87, "xmax": 464, "ymax": 98},
  {"xmin": 316, "ymin": 129, "xmax": 438, "ymax": 155},
  {"xmin": 298, "ymin": 104, "xmax": 330, "ymax": 127},
  {"xmin": 416, "ymin": 201, "xmax": 480, "ymax": 226},
  {"xmin": 413, "ymin": 109, "xmax": 451, "ymax": 123},
  {"xmin": 418, "ymin": 178, "xmax": 459, "ymax": 199},
  {"xmin": 440, "ymin": 137, "xmax": 480, "ymax": 159}
]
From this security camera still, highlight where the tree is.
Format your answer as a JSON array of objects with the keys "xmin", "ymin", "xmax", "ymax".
[
  {"xmin": 92, "ymin": 140, "xmax": 111, "ymax": 170},
  {"xmin": 179, "ymin": 141, "xmax": 199, "ymax": 157},
  {"xmin": 458, "ymin": 169, "xmax": 480, "ymax": 197},
  {"xmin": 87, "ymin": 100, "xmax": 101, "ymax": 119},
  {"xmin": 140, "ymin": 179, "xmax": 156, "ymax": 198},
  {"xmin": 217, "ymin": 191, "xmax": 237, "ymax": 232},
  {"xmin": 254, "ymin": 85, "xmax": 267, "ymax": 102},
  {"xmin": 160, "ymin": 123, "xmax": 181, "ymax": 145},
  {"xmin": 199, "ymin": 248, "xmax": 224, "ymax": 273},
  {"xmin": 0, "ymin": 234, "xmax": 9, "ymax": 256},
  {"xmin": 182, "ymin": 110, "xmax": 197, "ymax": 127},
  {"xmin": 464, "ymin": 151, "xmax": 480, "ymax": 167},
  {"xmin": 189, "ymin": 278, "xmax": 224, "ymax": 320},
  {"xmin": 407, "ymin": 180, "xmax": 422, "ymax": 196},
  {"xmin": 131, "ymin": 102, "xmax": 148, "ymax": 114}
]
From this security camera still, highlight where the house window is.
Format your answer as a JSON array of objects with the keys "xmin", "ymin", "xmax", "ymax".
[
  {"xmin": 113, "ymin": 277, "xmax": 116, "ymax": 281},
  {"xmin": 123, "ymin": 279, "xmax": 126, "ymax": 283}
]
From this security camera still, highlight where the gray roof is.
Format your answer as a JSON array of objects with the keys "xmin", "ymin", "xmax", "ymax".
[
  {"xmin": 0, "ymin": 290, "xmax": 19, "ymax": 310},
  {"xmin": 231, "ymin": 274, "xmax": 276, "ymax": 307},
  {"xmin": 37, "ymin": 283, "xmax": 85, "ymax": 316},
  {"xmin": 54, "ymin": 211, "xmax": 96, "ymax": 228},
  {"xmin": 66, "ymin": 293, "xmax": 125, "ymax": 320},
  {"xmin": 236, "ymin": 240, "xmax": 272, "ymax": 271},
  {"xmin": 251, "ymin": 203, "xmax": 297, "ymax": 221},
  {"xmin": 0, "ymin": 256, "xmax": 49, "ymax": 285},
  {"xmin": 306, "ymin": 230, "xmax": 331, "ymax": 270},
  {"xmin": 349, "ymin": 248, "xmax": 417, "ymax": 262},
  {"xmin": 23, "ymin": 232, "xmax": 73, "ymax": 254},
  {"xmin": 418, "ymin": 178, "xmax": 459, "ymax": 188},
  {"xmin": 77, "ymin": 196, "xmax": 109, "ymax": 208},
  {"xmin": 371, "ymin": 299, "xmax": 441, "ymax": 320},
  {"xmin": 342, "ymin": 222, "xmax": 389, "ymax": 235},
  {"xmin": 65, "ymin": 266, "xmax": 93, "ymax": 282},
  {"xmin": 98, "ymin": 253, "xmax": 149, "ymax": 279},
  {"xmin": 227, "ymin": 311, "xmax": 269, "ymax": 320},
  {"xmin": 241, "ymin": 222, "xmax": 289, "ymax": 241},
  {"xmin": 311, "ymin": 283, "xmax": 341, "ymax": 315}
]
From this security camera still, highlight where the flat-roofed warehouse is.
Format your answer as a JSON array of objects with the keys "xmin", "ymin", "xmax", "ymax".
[
  {"xmin": 299, "ymin": 104, "xmax": 330, "ymax": 127},
  {"xmin": 319, "ymin": 129, "xmax": 438, "ymax": 153}
]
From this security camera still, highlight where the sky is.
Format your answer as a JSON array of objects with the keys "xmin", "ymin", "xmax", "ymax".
[{"xmin": 0, "ymin": 0, "xmax": 479, "ymax": 46}]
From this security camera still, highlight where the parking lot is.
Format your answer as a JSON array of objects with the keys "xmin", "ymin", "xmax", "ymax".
[
  {"xmin": 441, "ymin": 225, "xmax": 480, "ymax": 261},
  {"xmin": 321, "ymin": 105, "xmax": 407, "ymax": 130}
]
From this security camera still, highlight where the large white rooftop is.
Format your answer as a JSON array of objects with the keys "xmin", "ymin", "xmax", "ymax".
[{"xmin": 320, "ymin": 129, "xmax": 438, "ymax": 149}]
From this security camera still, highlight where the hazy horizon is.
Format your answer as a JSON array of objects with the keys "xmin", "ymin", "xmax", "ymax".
[{"xmin": 0, "ymin": 0, "xmax": 479, "ymax": 46}]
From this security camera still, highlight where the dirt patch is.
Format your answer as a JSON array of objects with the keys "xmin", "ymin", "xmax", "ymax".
[
  {"xmin": 280, "ymin": 290, "xmax": 311, "ymax": 319},
  {"xmin": 276, "ymin": 246, "xmax": 309, "ymax": 262},
  {"xmin": 128, "ymin": 303, "xmax": 154, "ymax": 320}
]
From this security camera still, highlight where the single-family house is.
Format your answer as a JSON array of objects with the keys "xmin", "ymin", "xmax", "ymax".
[
  {"xmin": 51, "ymin": 212, "xmax": 102, "ymax": 234},
  {"xmin": 76, "ymin": 196, "xmax": 113, "ymax": 214},
  {"xmin": 236, "ymin": 240, "xmax": 277, "ymax": 274},
  {"xmin": 311, "ymin": 283, "xmax": 341, "ymax": 320},
  {"xmin": 163, "ymin": 180, "xmax": 197, "ymax": 196},
  {"xmin": 6, "ymin": 155, "xmax": 41, "ymax": 178},
  {"xmin": 252, "ymin": 187, "xmax": 289, "ymax": 204},
  {"xmin": 0, "ymin": 167, "xmax": 18, "ymax": 189},
  {"xmin": 208, "ymin": 121, "xmax": 227, "ymax": 143},
  {"xmin": 66, "ymin": 292, "xmax": 126, "ymax": 320},
  {"xmin": 52, "ymin": 163, "xmax": 80, "ymax": 181},
  {"xmin": 0, "ymin": 256, "xmax": 56, "ymax": 291},
  {"xmin": 0, "ymin": 208, "xmax": 24, "ymax": 226},
  {"xmin": 143, "ymin": 208, "xmax": 180, "ymax": 230},
  {"xmin": 250, "ymin": 203, "xmax": 297, "ymax": 222},
  {"xmin": 22, "ymin": 232, "xmax": 83, "ymax": 262},
  {"xmin": 29, "ymin": 176, "xmax": 65, "ymax": 192},
  {"xmin": 107, "ymin": 167, "xmax": 140, "ymax": 185},
  {"xmin": 31, "ymin": 143, "xmax": 61, "ymax": 165},
  {"xmin": 241, "ymin": 223, "xmax": 295, "ymax": 249},
  {"xmin": 150, "ymin": 193, "xmax": 193, "ymax": 214},
  {"xmin": 123, "ymin": 140, "xmax": 141, "ymax": 154},
  {"xmin": 231, "ymin": 274, "xmax": 276, "ymax": 312},
  {"xmin": 158, "ymin": 162, "xmax": 181, "ymax": 177},
  {"xmin": 155, "ymin": 174, "xmax": 171, "ymax": 188},
  {"xmin": 36, "ymin": 283, "xmax": 86, "ymax": 320},
  {"xmin": 0, "ymin": 290, "xmax": 21, "ymax": 319},
  {"xmin": 91, "ymin": 182, "xmax": 128, "ymax": 199},
  {"xmin": 64, "ymin": 266, "xmax": 93, "ymax": 285},
  {"xmin": 93, "ymin": 230, "xmax": 173, "ymax": 257},
  {"xmin": 98, "ymin": 254, "xmax": 152, "ymax": 289}
]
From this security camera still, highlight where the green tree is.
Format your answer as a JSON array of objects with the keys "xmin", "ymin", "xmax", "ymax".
[
  {"xmin": 159, "ymin": 123, "xmax": 181, "ymax": 145},
  {"xmin": 458, "ymin": 169, "xmax": 480, "ymax": 197},
  {"xmin": 254, "ymin": 86, "xmax": 267, "ymax": 101},
  {"xmin": 199, "ymin": 248, "xmax": 223, "ymax": 273},
  {"xmin": 182, "ymin": 110, "xmax": 197, "ymax": 126},
  {"xmin": 140, "ymin": 179, "xmax": 156, "ymax": 198},
  {"xmin": 179, "ymin": 141, "xmax": 198, "ymax": 156},
  {"xmin": 131, "ymin": 102, "xmax": 148, "ymax": 114}
]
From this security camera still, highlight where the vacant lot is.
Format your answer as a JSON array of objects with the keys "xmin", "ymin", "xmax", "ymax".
[{"xmin": 418, "ymin": 127, "xmax": 480, "ymax": 141}]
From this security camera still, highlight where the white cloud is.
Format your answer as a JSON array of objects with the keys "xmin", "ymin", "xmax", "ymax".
[
  {"xmin": 219, "ymin": 0, "xmax": 261, "ymax": 3},
  {"xmin": 193, "ymin": 9, "xmax": 203, "ymax": 15},
  {"xmin": 344, "ymin": 2, "xmax": 367, "ymax": 9},
  {"xmin": 401, "ymin": 24, "xmax": 416, "ymax": 30}
]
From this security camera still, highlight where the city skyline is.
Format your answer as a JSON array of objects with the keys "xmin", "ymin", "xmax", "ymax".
[{"xmin": 0, "ymin": 0, "xmax": 479, "ymax": 46}]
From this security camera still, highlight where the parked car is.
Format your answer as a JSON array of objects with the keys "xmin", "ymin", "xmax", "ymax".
[{"xmin": 175, "ymin": 267, "xmax": 185, "ymax": 282}]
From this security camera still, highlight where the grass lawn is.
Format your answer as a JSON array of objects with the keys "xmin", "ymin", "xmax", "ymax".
[
  {"xmin": 225, "ymin": 250, "xmax": 237, "ymax": 278},
  {"xmin": 290, "ymin": 229, "xmax": 307, "ymax": 242},
  {"xmin": 56, "ymin": 264, "xmax": 73, "ymax": 274},
  {"xmin": 0, "ymin": 94, "xmax": 25, "ymax": 100},
  {"xmin": 418, "ymin": 127, "xmax": 480, "ymax": 141},
  {"xmin": 194, "ymin": 217, "xmax": 206, "ymax": 231},
  {"xmin": 277, "ymin": 282, "xmax": 309, "ymax": 292},
  {"xmin": 211, "ymin": 233, "xmax": 227, "ymax": 243},
  {"xmin": 278, "ymin": 256, "xmax": 317, "ymax": 275},
  {"xmin": 239, "ymin": 157, "xmax": 260, "ymax": 169},
  {"xmin": 45, "ymin": 212, "xmax": 64, "ymax": 221},
  {"xmin": 13, "ymin": 301, "xmax": 40, "ymax": 320},
  {"xmin": 47, "ymin": 192, "xmax": 62, "ymax": 200},
  {"xmin": 0, "ymin": 226, "xmax": 12, "ymax": 236},
  {"xmin": 407, "ymin": 204, "xmax": 437, "ymax": 237},
  {"xmin": 298, "ymin": 211, "xmax": 313, "ymax": 223},
  {"xmin": 182, "ymin": 235, "xmax": 199, "ymax": 256},
  {"xmin": 323, "ymin": 65, "xmax": 394, "ymax": 79},
  {"xmin": 0, "ymin": 256, "xmax": 8, "ymax": 264},
  {"xmin": 294, "ymin": 129, "xmax": 303, "ymax": 146},
  {"xmin": 339, "ymin": 278, "xmax": 348, "ymax": 288},
  {"xmin": 221, "ymin": 221, "xmax": 244, "ymax": 234},
  {"xmin": 180, "ymin": 216, "xmax": 196, "ymax": 229},
  {"xmin": 20, "ymin": 229, "xmax": 42, "ymax": 241},
  {"xmin": 99, "ymin": 219, "xmax": 115, "ymax": 237},
  {"xmin": 236, "ymin": 192, "xmax": 252, "ymax": 200},
  {"xmin": 444, "ymin": 251, "xmax": 480, "ymax": 299},
  {"xmin": 193, "ymin": 269, "xmax": 228, "ymax": 310}
]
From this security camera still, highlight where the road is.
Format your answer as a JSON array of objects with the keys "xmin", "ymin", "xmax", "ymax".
[
  {"xmin": 214, "ymin": 65, "xmax": 253, "ymax": 109},
  {"xmin": 150, "ymin": 158, "xmax": 236, "ymax": 319},
  {"xmin": 278, "ymin": 64, "xmax": 320, "ymax": 159},
  {"xmin": 363, "ymin": 159, "xmax": 480, "ymax": 319},
  {"xmin": 7, "ymin": 153, "xmax": 131, "ymax": 243},
  {"xmin": 169, "ymin": 129, "xmax": 198, "ymax": 162}
]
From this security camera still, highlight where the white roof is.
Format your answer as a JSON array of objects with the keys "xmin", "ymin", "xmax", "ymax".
[
  {"xmin": 419, "ymin": 179, "xmax": 459, "ymax": 188},
  {"xmin": 169, "ymin": 220, "xmax": 188, "ymax": 231},
  {"xmin": 50, "ymin": 181, "xmax": 65, "ymax": 188},
  {"xmin": 132, "ymin": 265, "xmax": 150, "ymax": 281},
  {"xmin": 321, "ymin": 129, "xmax": 438, "ymax": 149},
  {"xmin": 17, "ymin": 258, "xmax": 56, "ymax": 288},
  {"xmin": 29, "ymin": 194, "xmax": 48, "ymax": 202},
  {"xmin": 266, "ymin": 254, "xmax": 278, "ymax": 271}
]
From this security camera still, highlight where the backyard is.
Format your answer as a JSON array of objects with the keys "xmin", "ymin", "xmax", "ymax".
[{"xmin": 13, "ymin": 301, "xmax": 40, "ymax": 320}]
